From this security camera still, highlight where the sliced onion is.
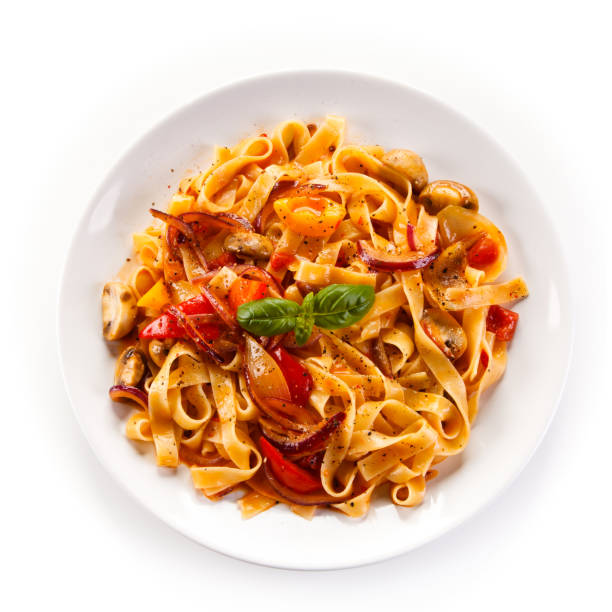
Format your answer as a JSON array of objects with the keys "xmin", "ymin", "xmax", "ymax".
[
  {"xmin": 254, "ymin": 200, "xmax": 277, "ymax": 234},
  {"xmin": 268, "ymin": 180, "xmax": 328, "ymax": 203},
  {"xmin": 268, "ymin": 179, "xmax": 299, "ymax": 201},
  {"xmin": 261, "ymin": 411, "xmax": 345, "ymax": 456},
  {"xmin": 357, "ymin": 240, "xmax": 440, "ymax": 271},
  {"xmin": 244, "ymin": 373, "xmax": 311, "ymax": 432},
  {"xmin": 181, "ymin": 211, "xmax": 254, "ymax": 233},
  {"xmin": 109, "ymin": 385, "xmax": 148, "ymax": 410},
  {"xmin": 260, "ymin": 397, "xmax": 319, "ymax": 425},
  {"xmin": 165, "ymin": 305, "xmax": 226, "ymax": 364},
  {"xmin": 244, "ymin": 336, "xmax": 291, "ymax": 401},
  {"xmin": 243, "ymin": 336, "xmax": 316, "ymax": 432},
  {"xmin": 199, "ymin": 285, "xmax": 239, "ymax": 330},
  {"xmin": 151, "ymin": 209, "xmax": 209, "ymax": 272},
  {"xmin": 245, "ymin": 470, "xmax": 288, "ymax": 504},
  {"xmin": 406, "ymin": 223, "xmax": 417, "ymax": 251}
]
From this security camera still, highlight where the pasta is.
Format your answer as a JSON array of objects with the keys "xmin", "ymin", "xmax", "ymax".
[{"xmin": 102, "ymin": 116, "xmax": 528, "ymax": 519}]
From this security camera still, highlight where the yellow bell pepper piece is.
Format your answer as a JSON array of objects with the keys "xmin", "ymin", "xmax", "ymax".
[
  {"xmin": 137, "ymin": 279, "xmax": 171, "ymax": 310},
  {"xmin": 273, "ymin": 196, "xmax": 345, "ymax": 238}
]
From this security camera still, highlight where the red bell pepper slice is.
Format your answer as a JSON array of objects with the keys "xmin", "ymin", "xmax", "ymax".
[
  {"xmin": 228, "ymin": 277, "xmax": 267, "ymax": 313},
  {"xmin": 139, "ymin": 314, "xmax": 185, "ymax": 339},
  {"xmin": 259, "ymin": 437, "xmax": 322, "ymax": 493},
  {"xmin": 468, "ymin": 235, "xmax": 499, "ymax": 269},
  {"xmin": 486, "ymin": 304, "xmax": 519, "ymax": 341},
  {"xmin": 270, "ymin": 346, "xmax": 313, "ymax": 407},
  {"xmin": 270, "ymin": 250, "xmax": 295, "ymax": 270},
  {"xmin": 209, "ymin": 252, "xmax": 238, "ymax": 269},
  {"xmin": 297, "ymin": 451, "xmax": 324, "ymax": 472},
  {"xmin": 140, "ymin": 295, "xmax": 220, "ymax": 340}
]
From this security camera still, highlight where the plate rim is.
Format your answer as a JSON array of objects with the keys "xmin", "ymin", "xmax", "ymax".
[{"xmin": 57, "ymin": 69, "xmax": 575, "ymax": 570}]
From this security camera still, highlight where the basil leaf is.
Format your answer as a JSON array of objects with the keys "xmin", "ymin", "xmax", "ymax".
[
  {"xmin": 294, "ymin": 292, "xmax": 315, "ymax": 346},
  {"xmin": 312, "ymin": 284, "xmax": 375, "ymax": 329},
  {"xmin": 236, "ymin": 298, "xmax": 301, "ymax": 336}
]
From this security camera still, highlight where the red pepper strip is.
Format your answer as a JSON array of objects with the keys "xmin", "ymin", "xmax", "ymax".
[
  {"xmin": 139, "ymin": 314, "xmax": 185, "ymax": 339},
  {"xmin": 165, "ymin": 305, "xmax": 224, "ymax": 364},
  {"xmin": 259, "ymin": 437, "xmax": 322, "ymax": 494},
  {"xmin": 270, "ymin": 250, "xmax": 295, "ymax": 271},
  {"xmin": 297, "ymin": 451, "xmax": 324, "ymax": 472},
  {"xmin": 228, "ymin": 278, "xmax": 267, "ymax": 314},
  {"xmin": 209, "ymin": 252, "xmax": 238, "ymax": 269},
  {"xmin": 468, "ymin": 235, "xmax": 499, "ymax": 269},
  {"xmin": 200, "ymin": 285, "xmax": 239, "ymax": 329},
  {"xmin": 237, "ymin": 265, "xmax": 284, "ymax": 297},
  {"xmin": 270, "ymin": 346, "xmax": 313, "ymax": 407},
  {"xmin": 139, "ymin": 295, "xmax": 220, "ymax": 340},
  {"xmin": 486, "ymin": 305, "xmax": 519, "ymax": 341}
]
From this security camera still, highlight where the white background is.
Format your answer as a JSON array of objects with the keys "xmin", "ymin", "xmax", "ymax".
[{"xmin": 3, "ymin": 1, "xmax": 610, "ymax": 610}]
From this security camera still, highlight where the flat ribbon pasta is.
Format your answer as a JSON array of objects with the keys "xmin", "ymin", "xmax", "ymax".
[{"xmin": 106, "ymin": 115, "xmax": 528, "ymax": 520}]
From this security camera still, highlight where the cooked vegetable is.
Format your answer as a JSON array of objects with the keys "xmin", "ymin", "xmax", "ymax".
[
  {"xmin": 357, "ymin": 240, "xmax": 440, "ymax": 271},
  {"xmin": 165, "ymin": 304, "xmax": 226, "ymax": 364},
  {"xmin": 486, "ymin": 305, "xmax": 519, "ymax": 341},
  {"xmin": 421, "ymin": 308, "xmax": 468, "ymax": 360},
  {"xmin": 270, "ymin": 346, "xmax": 313, "ymax": 406},
  {"xmin": 467, "ymin": 235, "xmax": 499, "ymax": 269},
  {"xmin": 259, "ymin": 437, "xmax": 322, "ymax": 493},
  {"xmin": 243, "ymin": 335, "xmax": 291, "ymax": 402},
  {"xmin": 108, "ymin": 384, "xmax": 148, "ymax": 410},
  {"xmin": 269, "ymin": 250, "xmax": 296, "ymax": 270},
  {"xmin": 148, "ymin": 338, "xmax": 174, "ymax": 367},
  {"xmin": 382, "ymin": 149, "xmax": 428, "ymax": 193},
  {"xmin": 114, "ymin": 346, "xmax": 146, "ymax": 387},
  {"xmin": 136, "ymin": 279, "xmax": 171, "ymax": 310},
  {"xmin": 224, "ymin": 231, "xmax": 274, "ymax": 259},
  {"xmin": 139, "ymin": 295, "xmax": 220, "ymax": 340},
  {"xmin": 262, "ymin": 459, "xmax": 351, "ymax": 505},
  {"xmin": 262, "ymin": 411, "xmax": 345, "ymax": 455},
  {"xmin": 228, "ymin": 278, "xmax": 268, "ymax": 314},
  {"xmin": 437, "ymin": 205, "xmax": 507, "ymax": 282},
  {"xmin": 423, "ymin": 238, "xmax": 470, "ymax": 295},
  {"xmin": 418, "ymin": 180, "xmax": 479, "ymax": 214},
  {"xmin": 199, "ymin": 285, "xmax": 239, "ymax": 330},
  {"xmin": 102, "ymin": 281, "xmax": 138, "ymax": 340}
]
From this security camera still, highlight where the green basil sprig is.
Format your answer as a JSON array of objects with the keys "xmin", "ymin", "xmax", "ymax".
[{"xmin": 236, "ymin": 283, "xmax": 375, "ymax": 346}]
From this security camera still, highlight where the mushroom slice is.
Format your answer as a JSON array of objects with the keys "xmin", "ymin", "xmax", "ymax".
[
  {"xmin": 102, "ymin": 282, "xmax": 138, "ymax": 340},
  {"xmin": 420, "ymin": 308, "xmax": 467, "ymax": 360},
  {"xmin": 114, "ymin": 346, "xmax": 147, "ymax": 387},
  {"xmin": 148, "ymin": 338, "xmax": 174, "ymax": 367},
  {"xmin": 382, "ymin": 149, "xmax": 429, "ymax": 193},
  {"xmin": 223, "ymin": 231, "xmax": 274, "ymax": 259},
  {"xmin": 418, "ymin": 180, "xmax": 479, "ymax": 214}
]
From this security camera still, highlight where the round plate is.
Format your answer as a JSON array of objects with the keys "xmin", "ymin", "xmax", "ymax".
[{"xmin": 58, "ymin": 71, "xmax": 573, "ymax": 570}]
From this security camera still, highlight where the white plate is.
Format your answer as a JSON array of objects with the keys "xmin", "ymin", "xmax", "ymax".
[{"xmin": 58, "ymin": 71, "xmax": 573, "ymax": 570}]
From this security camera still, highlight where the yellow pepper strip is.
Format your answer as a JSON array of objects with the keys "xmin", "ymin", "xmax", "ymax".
[
  {"xmin": 273, "ymin": 196, "xmax": 345, "ymax": 238},
  {"xmin": 137, "ymin": 278, "xmax": 171, "ymax": 310}
]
